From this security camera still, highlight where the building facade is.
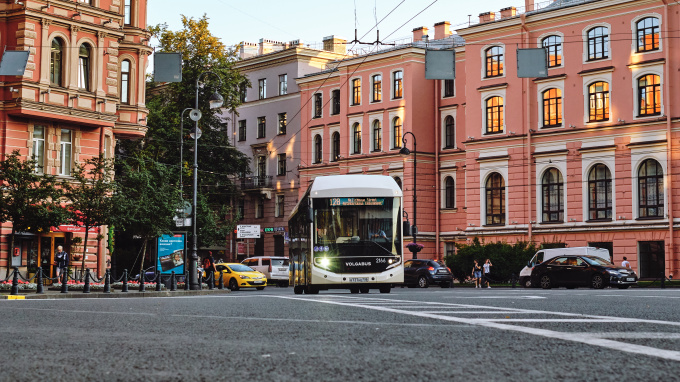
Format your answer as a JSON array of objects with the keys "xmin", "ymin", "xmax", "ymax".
[
  {"xmin": 225, "ymin": 38, "xmax": 346, "ymax": 260},
  {"xmin": 296, "ymin": 0, "xmax": 680, "ymax": 278},
  {"xmin": 0, "ymin": 0, "xmax": 151, "ymax": 278}
]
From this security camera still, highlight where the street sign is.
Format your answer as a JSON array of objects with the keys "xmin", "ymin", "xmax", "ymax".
[
  {"xmin": 174, "ymin": 217, "xmax": 191, "ymax": 227},
  {"xmin": 237, "ymin": 225, "xmax": 261, "ymax": 239}
]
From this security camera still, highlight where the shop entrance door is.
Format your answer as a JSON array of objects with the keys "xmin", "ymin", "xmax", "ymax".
[{"xmin": 39, "ymin": 235, "xmax": 66, "ymax": 283}]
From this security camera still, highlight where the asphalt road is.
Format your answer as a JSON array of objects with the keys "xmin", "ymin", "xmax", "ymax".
[{"xmin": 1, "ymin": 286, "xmax": 679, "ymax": 381}]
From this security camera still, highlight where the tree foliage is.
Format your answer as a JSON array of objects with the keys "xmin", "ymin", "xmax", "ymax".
[
  {"xmin": 64, "ymin": 155, "xmax": 117, "ymax": 271},
  {"xmin": 444, "ymin": 238, "xmax": 538, "ymax": 283},
  {"xmin": 115, "ymin": 14, "xmax": 249, "ymax": 249}
]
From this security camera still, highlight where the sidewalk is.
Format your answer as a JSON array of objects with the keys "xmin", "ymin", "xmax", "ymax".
[{"xmin": 0, "ymin": 289, "xmax": 230, "ymax": 300}]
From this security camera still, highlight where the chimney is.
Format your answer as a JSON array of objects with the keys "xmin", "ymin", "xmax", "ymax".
[
  {"xmin": 500, "ymin": 7, "xmax": 517, "ymax": 19},
  {"xmin": 323, "ymin": 35, "xmax": 347, "ymax": 54},
  {"xmin": 433, "ymin": 21, "xmax": 451, "ymax": 40},
  {"xmin": 258, "ymin": 38, "xmax": 274, "ymax": 55},
  {"xmin": 525, "ymin": 0, "xmax": 535, "ymax": 12},
  {"xmin": 412, "ymin": 26, "xmax": 428, "ymax": 42},
  {"xmin": 479, "ymin": 12, "xmax": 496, "ymax": 24}
]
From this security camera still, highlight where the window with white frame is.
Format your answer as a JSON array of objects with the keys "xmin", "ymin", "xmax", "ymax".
[
  {"xmin": 588, "ymin": 163, "xmax": 612, "ymax": 221},
  {"xmin": 120, "ymin": 59, "xmax": 131, "ymax": 104},
  {"xmin": 637, "ymin": 74, "xmax": 661, "ymax": 117},
  {"xmin": 588, "ymin": 81, "xmax": 610, "ymax": 122},
  {"xmin": 331, "ymin": 131, "xmax": 340, "ymax": 161},
  {"xmin": 485, "ymin": 46, "xmax": 504, "ymax": 78},
  {"xmin": 257, "ymin": 116, "xmax": 266, "ymax": 138},
  {"xmin": 258, "ymin": 79, "xmax": 266, "ymax": 100},
  {"xmin": 352, "ymin": 123, "xmax": 361, "ymax": 154},
  {"xmin": 638, "ymin": 159, "xmax": 664, "ymax": 218},
  {"xmin": 587, "ymin": 26, "xmax": 609, "ymax": 61},
  {"xmin": 372, "ymin": 120, "xmax": 381, "ymax": 152},
  {"xmin": 351, "ymin": 79, "xmax": 361, "ymax": 105},
  {"xmin": 444, "ymin": 116, "xmax": 455, "ymax": 148},
  {"xmin": 485, "ymin": 96, "xmax": 504, "ymax": 134},
  {"xmin": 278, "ymin": 113, "xmax": 287, "ymax": 134},
  {"xmin": 444, "ymin": 176, "xmax": 455, "ymax": 208},
  {"xmin": 275, "ymin": 194, "xmax": 285, "ymax": 218},
  {"xmin": 277, "ymin": 154, "xmax": 286, "ymax": 176},
  {"xmin": 238, "ymin": 120, "xmax": 246, "ymax": 141},
  {"xmin": 314, "ymin": 134, "xmax": 322, "ymax": 164},
  {"xmin": 279, "ymin": 74, "xmax": 288, "ymax": 95},
  {"xmin": 124, "ymin": 0, "xmax": 131, "ymax": 25},
  {"xmin": 60, "ymin": 129, "xmax": 72, "ymax": 176},
  {"xmin": 542, "ymin": 88, "xmax": 562, "ymax": 128},
  {"xmin": 331, "ymin": 89, "xmax": 340, "ymax": 114},
  {"xmin": 392, "ymin": 117, "xmax": 402, "ymax": 149},
  {"xmin": 32, "ymin": 126, "xmax": 45, "ymax": 174},
  {"xmin": 542, "ymin": 168, "xmax": 564, "ymax": 222},
  {"xmin": 314, "ymin": 93, "xmax": 322, "ymax": 118},
  {"xmin": 443, "ymin": 80, "xmax": 454, "ymax": 97},
  {"xmin": 78, "ymin": 44, "xmax": 91, "ymax": 91},
  {"xmin": 637, "ymin": 17, "xmax": 660, "ymax": 53},
  {"xmin": 393, "ymin": 71, "xmax": 403, "ymax": 99},
  {"xmin": 372, "ymin": 74, "xmax": 382, "ymax": 102},
  {"xmin": 50, "ymin": 38, "xmax": 64, "ymax": 86},
  {"xmin": 485, "ymin": 172, "xmax": 505, "ymax": 225},
  {"xmin": 542, "ymin": 35, "xmax": 562, "ymax": 68}
]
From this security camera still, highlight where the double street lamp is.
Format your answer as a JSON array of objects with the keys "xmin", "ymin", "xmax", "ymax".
[
  {"xmin": 399, "ymin": 132, "xmax": 418, "ymax": 259},
  {"xmin": 187, "ymin": 71, "xmax": 224, "ymax": 290}
]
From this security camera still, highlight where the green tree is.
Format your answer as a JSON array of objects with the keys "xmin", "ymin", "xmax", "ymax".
[
  {"xmin": 64, "ymin": 155, "xmax": 116, "ymax": 273},
  {"xmin": 112, "ymin": 156, "xmax": 181, "ymax": 277},
  {"xmin": 125, "ymin": 14, "xmax": 250, "ymax": 248},
  {"xmin": 444, "ymin": 238, "xmax": 538, "ymax": 283},
  {"xmin": 0, "ymin": 151, "xmax": 69, "ymax": 275}
]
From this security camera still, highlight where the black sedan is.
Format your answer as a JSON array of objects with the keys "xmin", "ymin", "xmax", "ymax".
[
  {"xmin": 403, "ymin": 260, "xmax": 453, "ymax": 288},
  {"xmin": 531, "ymin": 255, "xmax": 638, "ymax": 289}
]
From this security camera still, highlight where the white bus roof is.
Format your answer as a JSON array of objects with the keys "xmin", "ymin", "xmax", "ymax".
[{"xmin": 309, "ymin": 175, "xmax": 403, "ymax": 198}]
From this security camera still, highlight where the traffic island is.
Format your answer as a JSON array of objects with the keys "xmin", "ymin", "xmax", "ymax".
[{"xmin": 0, "ymin": 289, "xmax": 230, "ymax": 300}]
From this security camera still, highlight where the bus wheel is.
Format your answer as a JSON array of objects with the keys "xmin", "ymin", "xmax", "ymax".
[
  {"xmin": 359, "ymin": 286, "xmax": 370, "ymax": 294},
  {"xmin": 293, "ymin": 285, "xmax": 304, "ymax": 294},
  {"xmin": 379, "ymin": 285, "xmax": 391, "ymax": 294},
  {"xmin": 350, "ymin": 287, "xmax": 360, "ymax": 294}
]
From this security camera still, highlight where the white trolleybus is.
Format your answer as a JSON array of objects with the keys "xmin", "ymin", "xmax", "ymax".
[{"xmin": 288, "ymin": 175, "xmax": 404, "ymax": 294}]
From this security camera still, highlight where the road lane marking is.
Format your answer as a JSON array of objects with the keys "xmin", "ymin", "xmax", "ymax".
[{"xmin": 272, "ymin": 295, "xmax": 680, "ymax": 362}]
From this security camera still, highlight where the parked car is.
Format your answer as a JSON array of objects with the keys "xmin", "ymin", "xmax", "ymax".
[
  {"xmin": 205, "ymin": 263, "xmax": 267, "ymax": 291},
  {"xmin": 242, "ymin": 256, "xmax": 290, "ymax": 287},
  {"xmin": 403, "ymin": 259, "xmax": 453, "ymax": 288},
  {"xmin": 519, "ymin": 247, "xmax": 611, "ymax": 288},
  {"xmin": 530, "ymin": 255, "xmax": 638, "ymax": 289}
]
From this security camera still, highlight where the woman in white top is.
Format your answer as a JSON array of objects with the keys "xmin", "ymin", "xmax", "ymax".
[
  {"xmin": 483, "ymin": 259, "xmax": 492, "ymax": 288},
  {"xmin": 621, "ymin": 256, "xmax": 631, "ymax": 269}
]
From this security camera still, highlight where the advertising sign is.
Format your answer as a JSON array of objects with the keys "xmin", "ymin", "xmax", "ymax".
[{"xmin": 157, "ymin": 234, "xmax": 185, "ymax": 274}]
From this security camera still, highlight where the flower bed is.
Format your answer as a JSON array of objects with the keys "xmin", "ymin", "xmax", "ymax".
[{"xmin": 406, "ymin": 242, "xmax": 424, "ymax": 252}]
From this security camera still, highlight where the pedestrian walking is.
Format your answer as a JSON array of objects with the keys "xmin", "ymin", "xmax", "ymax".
[
  {"xmin": 483, "ymin": 258, "xmax": 493, "ymax": 288},
  {"xmin": 472, "ymin": 260, "xmax": 482, "ymax": 288},
  {"xmin": 202, "ymin": 251, "xmax": 216, "ymax": 274},
  {"xmin": 54, "ymin": 245, "xmax": 69, "ymax": 282},
  {"xmin": 621, "ymin": 256, "xmax": 631, "ymax": 269}
]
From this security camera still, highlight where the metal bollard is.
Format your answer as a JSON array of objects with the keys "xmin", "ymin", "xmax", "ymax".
[
  {"xmin": 184, "ymin": 271, "xmax": 190, "ymax": 291},
  {"xmin": 122, "ymin": 269, "xmax": 129, "ymax": 293},
  {"xmin": 36, "ymin": 267, "xmax": 44, "ymax": 294},
  {"xmin": 170, "ymin": 271, "xmax": 177, "ymax": 291},
  {"xmin": 208, "ymin": 272, "xmax": 214, "ymax": 290},
  {"xmin": 139, "ymin": 270, "xmax": 146, "ymax": 292},
  {"xmin": 155, "ymin": 271, "xmax": 162, "ymax": 292},
  {"xmin": 83, "ymin": 268, "xmax": 91, "ymax": 294},
  {"xmin": 218, "ymin": 271, "xmax": 224, "ymax": 290},
  {"xmin": 60, "ymin": 270, "xmax": 68, "ymax": 294},
  {"xmin": 103, "ymin": 269, "xmax": 111, "ymax": 293},
  {"xmin": 10, "ymin": 267, "xmax": 19, "ymax": 296}
]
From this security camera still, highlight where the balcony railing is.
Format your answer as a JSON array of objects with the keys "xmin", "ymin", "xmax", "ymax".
[{"xmin": 240, "ymin": 176, "xmax": 273, "ymax": 190}]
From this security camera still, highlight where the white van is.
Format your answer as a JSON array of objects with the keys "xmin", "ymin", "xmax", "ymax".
[
  {"xmin": 519, "ymin": 247, "xmax": 611, "ymax": 288},
  {"xmin": 242, "ymin": 256, "xmax": 290, "ymax": 287}
]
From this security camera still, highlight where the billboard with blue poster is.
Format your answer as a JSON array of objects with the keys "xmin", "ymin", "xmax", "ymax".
[{"xmin": 157, "ymin": 233, "xmax": 185, "ymax": 274}]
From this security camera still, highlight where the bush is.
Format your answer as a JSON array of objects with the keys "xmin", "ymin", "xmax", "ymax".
[{"xmin": 444, "ymin": 238, "xmax": 538, "ymax": 283}]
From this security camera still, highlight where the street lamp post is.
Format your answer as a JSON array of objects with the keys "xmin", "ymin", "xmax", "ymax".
[
  {"xmin": 188, "ymin": 71, "xmax": 224, "ymax": 290},
  {"xmin": 399, "ymin": 132, "xmax": 417, "ymax": 259}
]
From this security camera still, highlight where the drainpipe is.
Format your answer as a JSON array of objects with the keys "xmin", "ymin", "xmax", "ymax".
[
  {"xmin": 521, "ymin": 14, "xmax": 533, "ymax": 242},
  {"xmin": 435, "ymin": 76, "xmax": 441, "ymax": 261},
  {"xmin": 662, "ymin": 0, "xmax": 674, "ymax": 276}
]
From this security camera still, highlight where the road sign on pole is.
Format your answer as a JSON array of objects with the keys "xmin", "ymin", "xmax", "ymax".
[{"xmin": 237, "ymin": 225, "xmax": 261, "ymax": 239}]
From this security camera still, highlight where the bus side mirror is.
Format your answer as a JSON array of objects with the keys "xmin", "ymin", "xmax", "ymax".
[
  {"xmin": 527, "ymin": 261, "xmax": 533, "ymax": 268},
  {"xmin": 306, "ymin": 208, "xmax": 314, "ymax": 224},
  {"xmin": 402, "ymin": 221, "xmax": 411, "ymax": 236}
]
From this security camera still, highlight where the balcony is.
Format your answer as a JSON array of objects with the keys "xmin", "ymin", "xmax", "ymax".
[{"xmin": 240, "ymin": 176, "xmax": 273, "ymax": 193}]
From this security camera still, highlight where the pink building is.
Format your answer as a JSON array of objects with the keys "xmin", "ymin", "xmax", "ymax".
[{"xmin": 297, "ymin": 0, "xmax": 680, "ymax": 278}]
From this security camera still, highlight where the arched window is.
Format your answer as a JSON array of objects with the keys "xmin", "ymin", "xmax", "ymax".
[
  {"xmin": 542, "ymin": 35, "xmax": 562, "ymax": 67},
  {"xmin": 542, "ymin": 168, "xmax": 564, "ymax": 222},
  {"xmin": 78, "ymin": 44, "xmax": 91, "ymax": 90},
  {"xmin": 120, "ymin": 60, "xmax": 131, "ymax": 104},
  {"xmin": 485, "ymin": 173, "xmax": 505, "ymax": 225},
  {"xmin": 485, "ymin": 46, "xmax": 503, "ymax": 77},
  {"xmin": 588, "ymin": 164, "xmax": 612, "ymax": 221},
  {"xmin": 331, "ymin": 132, "xmax": 340, "ymax": 162},
  {"xmin": 444, "ymin": 116, "xmax": 455, "ymax": 148},
  {"xmin": 393, "ymin": 176, "xmax": 402, "ymax": 190},
  {"xmin": 486, "ymin": 96, "xmax": 503, "ymax": 134},
  {"xmin": 588, "ymin": 81, "xmax": 609, "ymax": 122},
  {"xmin": 50, "ymin": 38, "xmax": 63, "ymax": 86},
  {"xmin": 639, "ymin": 159, "xmax": 664, "ymax": 218},
  {"xmin": 444, "ymin": 176, "xmax": 455, "ymax": 208},
  {"xmin": 637, "ymin": 17, "xmax": 660, "ymax": 52},
  {"xmin": 314, "ymin": 135, "xmax": 322, "ymax": 164},
  {"xmin": 638, "ymin": 74, "xmax": 661, "ymax": 116},
  {"xmin": 542, "ymin": 88, "xmax": 562, "ymax": 128},
  {"xmin": 372, "ymin": 120, "xmax": 381, "ymax": 151},
  {"xmin": 392, "ymin": 117, "xmax": 402, "ymax": 149},
  {"xmin": 352, "ymin": 123, "xmax": 361, "ymax": 154},
  {"xmin": 587, "ymin": 26, "xmax": 609, "ymax": 60}
]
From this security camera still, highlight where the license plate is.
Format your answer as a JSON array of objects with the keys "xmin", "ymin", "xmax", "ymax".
[
  {"xmin": 253, "ymin": 281, "xmax": 264, "ymax": 284},
  {"xmin": 278, "ymin": 268, "xmax": 287, "ymax": 271},
  {"xmin": 349, "ymin": 277, "xmax": 369, "ymax": 283},
  {"xmin": 626, "ymin": 277, "xmax": 635, "ymax": 282}
]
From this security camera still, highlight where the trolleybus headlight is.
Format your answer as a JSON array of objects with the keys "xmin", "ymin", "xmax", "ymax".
[{"xmin": 319, "ymin": 258, "xmax": 330, "ymax": 268}]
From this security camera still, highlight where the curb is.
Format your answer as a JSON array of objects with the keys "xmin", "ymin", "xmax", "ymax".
[{"xmin": 0, "ymin": 290, "xmax": 231, "ymax": 300}]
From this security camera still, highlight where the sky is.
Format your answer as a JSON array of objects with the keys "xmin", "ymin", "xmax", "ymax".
[{"xmin": 147, "ymin": 0, "xmax": 524, "ymax": 49}]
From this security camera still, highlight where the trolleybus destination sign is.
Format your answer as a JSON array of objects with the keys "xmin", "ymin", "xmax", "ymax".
[{"xmin": 329, "ymin": 197, "xmax": 385, "ymax": 207}]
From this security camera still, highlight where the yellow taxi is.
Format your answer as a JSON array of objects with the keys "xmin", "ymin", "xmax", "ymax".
[{"xmin": 205, "ymin": 263, "xmax": 267, "ymax": 291}]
